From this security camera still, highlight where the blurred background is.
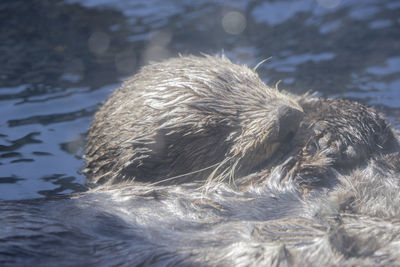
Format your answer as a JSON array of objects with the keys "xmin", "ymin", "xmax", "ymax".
[{"xmin": 0, "ymin": 0, "xmax": 399, "ymax": 200}]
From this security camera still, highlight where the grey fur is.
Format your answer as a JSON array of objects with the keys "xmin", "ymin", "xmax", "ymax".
[
  {"xmin": 85, "ymin": 55, "xmax": 303, "ymax": 186},
  {"xmin": 1, "ymin": 56, "xmax": 400, "ymax": 266}
]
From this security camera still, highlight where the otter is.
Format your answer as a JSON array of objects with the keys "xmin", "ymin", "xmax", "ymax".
[
  {"xmin": 85, "ymin": 55, "xmax": 304, "ymax": 186},
  {"xmin": 85, "ymin": 55, "xmax": 398, "ymax": 190},
  {"xmin": 1, "ymin": 56, "xmax": 400, "ymax": 266}
]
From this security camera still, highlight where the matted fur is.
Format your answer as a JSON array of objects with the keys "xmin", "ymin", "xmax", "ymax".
[
  {"xmin": 85, "ymin": 55, "xmax": 303, "ymax": 186},
  {"xmin": 1, "ymin": 152, "xmax": 399, "ymax": 266},
  {"xmin": 1, "ymin": 56, "xmax": 399, "ymax": 266}
]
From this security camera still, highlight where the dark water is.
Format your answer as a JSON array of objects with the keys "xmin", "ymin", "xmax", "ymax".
[{"xmin": 0, "ymin": 0, "xmax": 399, "ymax": 200}]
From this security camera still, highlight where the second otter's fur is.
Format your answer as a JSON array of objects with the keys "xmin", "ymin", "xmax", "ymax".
[{"xmin": 85, "ymin": 55, "xmax": 304, "ymax": 186}]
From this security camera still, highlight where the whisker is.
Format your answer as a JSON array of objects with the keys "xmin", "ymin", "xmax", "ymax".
[
  {"xmin": 253, "ymin": 57, "xmax": 272, "ymax": 71},
  {"xmin": 148, "ymin": 162, "xmax": 223, "ymax": 186}
]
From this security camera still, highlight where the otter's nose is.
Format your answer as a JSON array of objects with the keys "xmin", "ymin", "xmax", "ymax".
[{"xmin": 277, "ymin": 105, "xmax": 304, "ymax": 142}]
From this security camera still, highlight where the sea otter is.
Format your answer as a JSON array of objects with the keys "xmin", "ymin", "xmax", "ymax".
[
  {"xmin": 85, "ymin": 55, "xmax": 398, "ymax": 191},
  {"xmin": 1, "ymin": 56, "xmax": 399, "ymax": 266}
]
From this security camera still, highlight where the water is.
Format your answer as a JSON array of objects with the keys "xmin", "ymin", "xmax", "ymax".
[{"xmin": 0, "ymin": 0, "xmax": 399, "ymax": 200}]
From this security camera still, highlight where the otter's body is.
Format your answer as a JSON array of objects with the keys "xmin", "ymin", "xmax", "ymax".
[{"xmin": 1, "ymin": 56, "xmax": 400, "ymax": 266}]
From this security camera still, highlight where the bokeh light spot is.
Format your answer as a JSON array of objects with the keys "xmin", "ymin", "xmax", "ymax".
[
  {"xmin": 88, "ymin": 31, "xmax": 110, "ymax": 55},
  {"xmin": 222, "ymin": 11, "xmax": 246, "ymax": 35}
]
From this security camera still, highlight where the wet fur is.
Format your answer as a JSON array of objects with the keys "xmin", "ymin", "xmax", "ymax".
[
  {"xmin": 1, "ymin": 152, "xmax": 400, "ymax": 266},
  {"xmin": 1, "ymin": 56, "xmax": 400, "ymax": 266},
  {"xmin": 85, "ymin": 55, "xmax": 303, "ymax": 186}
]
